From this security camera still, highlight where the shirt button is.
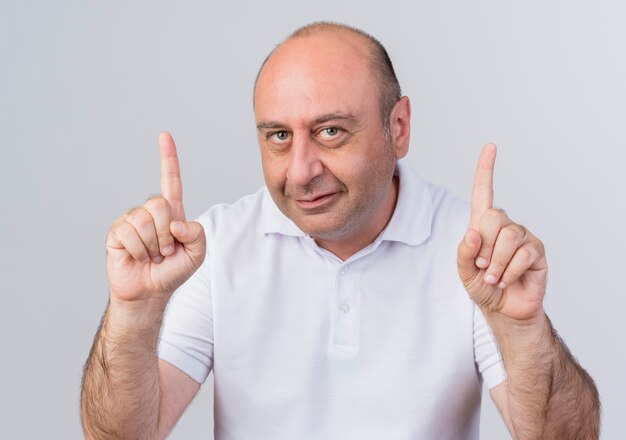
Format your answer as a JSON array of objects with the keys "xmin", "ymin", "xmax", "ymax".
[
  {"xmin": 340, "ymin": 266, "xmax": 348, "ymax": 275},
  {"xmin": 340, "ymin": 303, "xmax": 350, "ymax": 314}
]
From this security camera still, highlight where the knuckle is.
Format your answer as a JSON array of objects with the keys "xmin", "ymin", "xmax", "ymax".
[
  {"xmin": 534, "ymin": 238, "xmax": 546, "ymax": 256},
  {"xmin": 108, "ymin": 219, "xmax": 122, "ymax": 235},
  {"xmin": 499, "ymin": 227, "xmax": 516, "ymax": 242},
  {"xmin": 111, "ymin": 213, "xmax": 126, "ymax": 226},
  {"xmin": 135, "ymin": 215, "xmax": 153, "ymax": 229},
  {"xmin": 126, "ymin": 208, "xmax": 153, "ymax": 228},
  {"xmin": 124, "ymin": 207, "xmax": 141, "ymax": 221},
  {"xmin": 114, "ymin": 221, "xmax": 134, "ymax": 240},
  {"xmin": 481, "ymin": 208, "xmax": 508, "ymax": 231},
  {"xmin": 483, "ymin": 208, "xmax": 501, "ymax": 223},
  {"xmin": 114, "ymin": 220, "xmax": 130, "ymax": 233},
  {"xmin": 125, "ymin": 206, "xmax": 143, "ymax": 216},
  {"xmin": 488, "ymin": 207, "xmax": 512, "ymax": 225},
  {"xmin": 501, "ymin": 224, "xmax": 525, "ymax": 242},
  {"xmin": 145, "ymin": 195, "xmax": 170, "ymax": 211},
  {"xmin": 490, "ymin": 207, "xmax": 507, "ymax": 218},
  {"xmin": 513, "ymin": 224, "xmax": 527, "ymax": 239},
  {"xmin": 517, "ymin": 246, "xmax": 533, "ymax": 263}
]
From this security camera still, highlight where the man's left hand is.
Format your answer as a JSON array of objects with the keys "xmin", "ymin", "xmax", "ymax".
[{"xmin": 457, "ymin": 143, "xmax": 548, "ymax": 323}]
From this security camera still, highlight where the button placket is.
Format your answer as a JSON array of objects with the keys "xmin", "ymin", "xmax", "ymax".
[
  {"xmin": 336, "ymin": 264, "xmax": 350, "ymax": 311},
  {"xmin": 329, "ymin": 263, "xmax": 359, "ymax": 353}
]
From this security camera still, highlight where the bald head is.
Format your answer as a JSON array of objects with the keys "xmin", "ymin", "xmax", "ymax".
[{"xmin": 254, "ymin": 22, "xmax": 402, "ymax": 139}]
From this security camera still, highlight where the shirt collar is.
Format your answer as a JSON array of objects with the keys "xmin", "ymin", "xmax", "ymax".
[
  {"xmin": 378, "ymin": 158, "xmax": 432, "ymax": 246},
  {"xmin": 259, "ymin": 188, "xmax": 305, "ymax": 237},
  {"xmin": 260, "ymin": 158, "xmax": 433, "ymax": 246}
]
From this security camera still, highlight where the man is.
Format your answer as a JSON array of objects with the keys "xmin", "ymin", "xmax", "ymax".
[{"xmin": 81, "ymin": 22, "xmax": 600, "ymax": 439}]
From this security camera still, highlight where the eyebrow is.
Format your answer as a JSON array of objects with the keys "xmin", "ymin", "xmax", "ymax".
[{"xmin": 256, "ymin": 112, "xmax": 356, "ymax": 130}]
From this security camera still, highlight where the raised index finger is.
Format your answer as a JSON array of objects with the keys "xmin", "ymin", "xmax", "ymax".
[
  {"xmin": 159, "ymin": 132, "xmax": 186, "ymax": 221},
  {"xmin": 469, "ymin": 143, "xmax": 496, "ymax": 229}
]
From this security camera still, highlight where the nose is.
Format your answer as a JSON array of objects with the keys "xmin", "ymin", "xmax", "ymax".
[{"xmin": 286, "ymin": 132, "xmax": 323, "ymax": 187}]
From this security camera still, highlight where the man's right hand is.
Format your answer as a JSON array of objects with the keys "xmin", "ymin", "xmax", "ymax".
[{"xmin": 105, "ymin": 132, "xmax": 206, "ymax": 305}]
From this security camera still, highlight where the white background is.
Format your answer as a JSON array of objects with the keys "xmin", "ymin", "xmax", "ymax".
[{"xmin": 1, "ymin": 1, "xmax": 624, "ymax": 438}]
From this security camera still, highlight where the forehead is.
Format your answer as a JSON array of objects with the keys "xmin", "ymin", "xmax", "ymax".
[{"xmin": 254, "ymin": 32, "xmax": 378, "ymax": 124}]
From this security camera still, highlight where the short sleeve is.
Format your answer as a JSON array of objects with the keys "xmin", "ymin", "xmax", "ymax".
[
  {"xmin": 473, "ymin": 304, "xmax": 507, "ymax": 389},
  {"xmin": 158, "ymin": 253, "xmax": 214, "ymax": 384}
]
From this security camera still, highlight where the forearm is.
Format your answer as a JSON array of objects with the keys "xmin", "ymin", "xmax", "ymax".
[
  {"xmin": 487, "ymin": 312, "xmax": 600, "ymax": 439},
  {"xmin": 81, "ymin": 298, "xmax": 167, "ymax": 440}
]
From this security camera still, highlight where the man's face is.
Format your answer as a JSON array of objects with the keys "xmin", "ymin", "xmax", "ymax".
[{"xmin": 254, "ymin": 32, "xmax": 406, "ymax": 246}]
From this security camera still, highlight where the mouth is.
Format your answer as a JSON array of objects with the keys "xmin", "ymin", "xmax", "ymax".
[{"xmin": 294, "ymin": 192, "xmax": 340, "ymax": 210}]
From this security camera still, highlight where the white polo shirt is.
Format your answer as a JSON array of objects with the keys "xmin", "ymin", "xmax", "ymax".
[{"xmin": 158, "ymin": 159, "xmax": 506, "ymax": 439}]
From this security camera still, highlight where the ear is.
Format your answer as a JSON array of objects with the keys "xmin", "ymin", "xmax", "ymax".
[{"xmin": 389, "ymin": 96, "xmax": 411, "ymax": 159}]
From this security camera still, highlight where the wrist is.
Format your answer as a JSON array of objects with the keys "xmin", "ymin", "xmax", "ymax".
[
  {"xmin": 106, "ymin": 296, "xmax": 168, "ymax": 334},
  {"xmin": 483, "ymin": 309, "xmax": 555, "ymax": 356},
  {"xmin": 482, "ymin": 306, "xmax": 547, "ymax": 331}
]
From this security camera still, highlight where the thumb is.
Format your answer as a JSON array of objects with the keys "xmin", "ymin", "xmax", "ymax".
[
  {"xmin": 170, "ymin": 220, "xmax": 206, "ymax": 267},
  {"xmin": 457, "ymin": 228, "xmax": 481, "ymax": 285}
]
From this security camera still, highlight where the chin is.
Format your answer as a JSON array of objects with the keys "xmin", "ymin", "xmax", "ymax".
[{"xmin": 296, "ymin": 217, "xmax": 353, "ymax": 241}]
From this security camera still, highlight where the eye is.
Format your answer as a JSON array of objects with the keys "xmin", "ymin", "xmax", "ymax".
[
  {"xmin": 268, "ymin": 130, "xmax": 291, "ymax": 144},
  {"xmin": 318, "ymin": 127, "xmax": 343, "ymax": 140}
]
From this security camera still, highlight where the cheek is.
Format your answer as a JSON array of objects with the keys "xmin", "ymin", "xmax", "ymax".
[
  {"xmin": 351, "ymin": 146, "xmax": 396, "ymax": 189},
  {"xmin": 341, "ymin": 148, "xmax": 383, "ymax": 177},
  {"xmin": 260, "ymin": 152, "xmax": 288, "ymax": 191}
]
